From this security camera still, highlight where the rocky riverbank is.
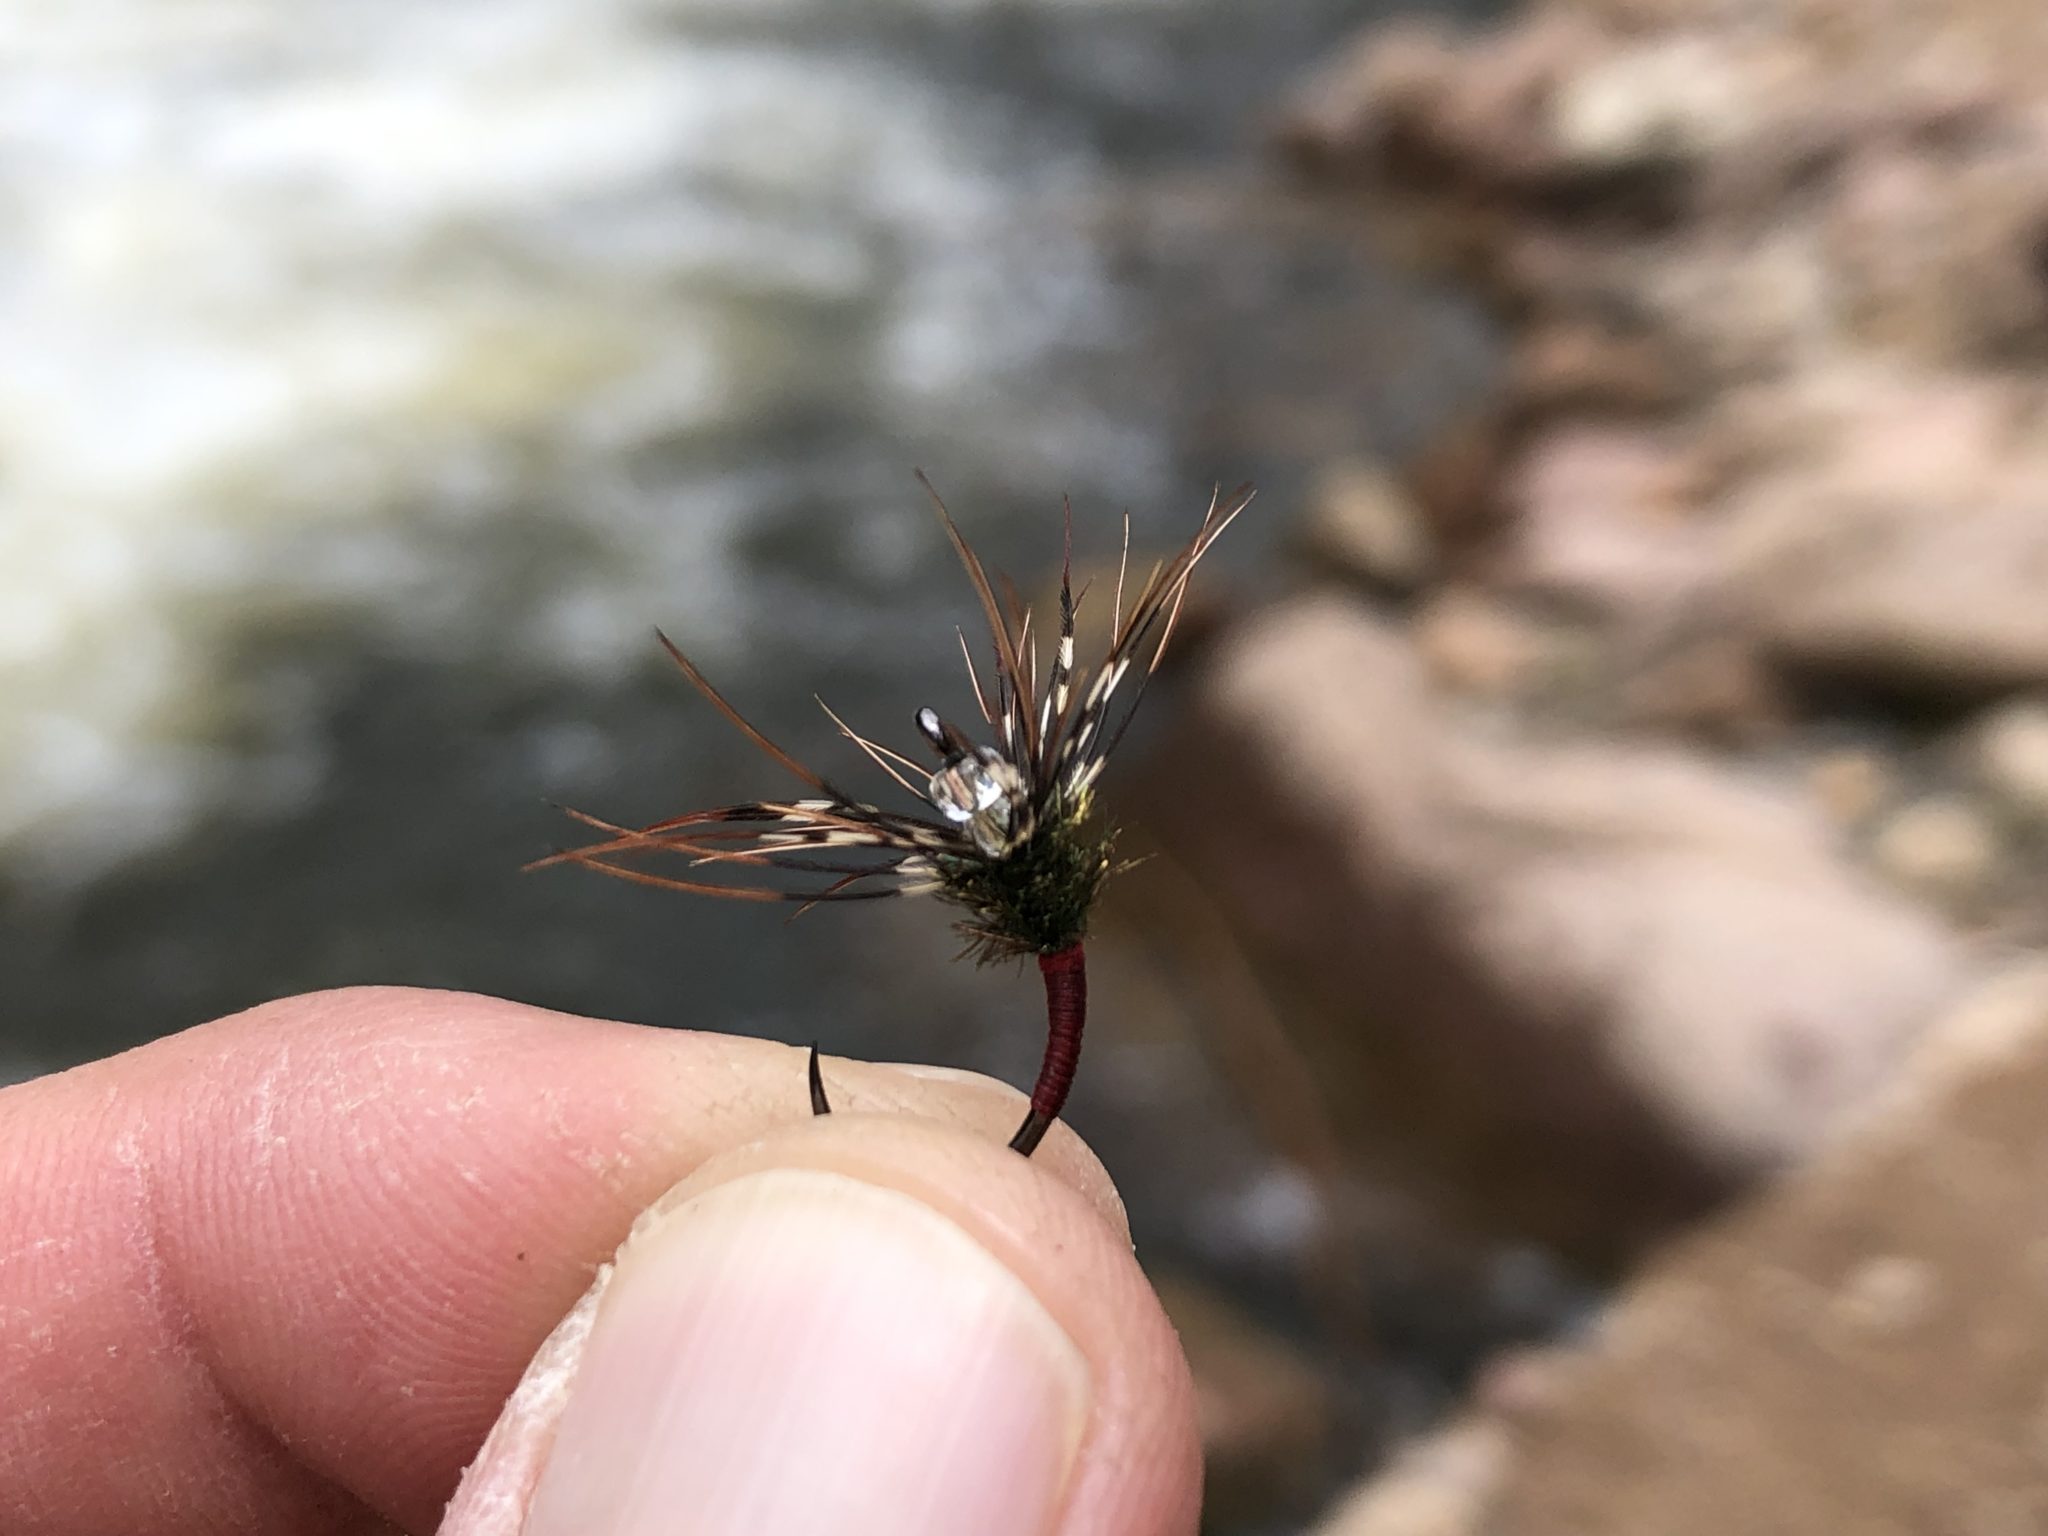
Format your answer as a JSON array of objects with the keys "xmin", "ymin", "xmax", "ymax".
[{"xmin": 1137, "ymin": 0, "xmax": 2048, "ymax": 1525}]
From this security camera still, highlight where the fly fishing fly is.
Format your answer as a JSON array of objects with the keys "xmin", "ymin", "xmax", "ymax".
[{"xmin": 532, "ymin": 472, "xmax": 1252, "ymax": 1155}]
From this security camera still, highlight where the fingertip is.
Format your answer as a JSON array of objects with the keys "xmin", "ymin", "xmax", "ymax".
[
  {"xmin": 6, "ymin": 988, "xmax": 1190, "ymax": 1536},
  {"xmin": 448, "ymin": 1115, "xmax": 1199, "ymax": 1536},
  {"xmin": 821, "ymin": 1056, "xmax": 1131, "ymax": 1243}
]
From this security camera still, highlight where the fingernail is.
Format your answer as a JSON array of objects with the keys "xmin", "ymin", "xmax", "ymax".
[{"xmin": 521, "ymin": 1168, "xmax": 1091, "ymax": 1536}]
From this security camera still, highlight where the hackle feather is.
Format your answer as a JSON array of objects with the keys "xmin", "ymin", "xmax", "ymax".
[{"xmin": 531, "ymin": 476, "xmax": 1253, "ymax": 960}]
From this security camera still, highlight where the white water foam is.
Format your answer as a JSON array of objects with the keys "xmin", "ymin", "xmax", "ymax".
[{"xmin": 0, "ymin": 0, "xmax": 1145, "ymax": 884}]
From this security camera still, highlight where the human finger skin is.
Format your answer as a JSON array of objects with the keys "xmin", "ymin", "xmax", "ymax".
[
  {"xmin": 0, "ymin": 986, "xmax": 1192, "ymax": 1536},
  {"xmin": 448, "ymin": 1113, "xmax": 1202, "ymax": 1536}
]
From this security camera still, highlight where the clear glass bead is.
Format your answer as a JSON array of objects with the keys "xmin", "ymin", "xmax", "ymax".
[
  {"xmin": 928, "ymin": 751, "xmax": 1007, "ymax": 822},
  {"xmin": 928, "ymin": 748, "xmax": 1017, "ymax": 857}
]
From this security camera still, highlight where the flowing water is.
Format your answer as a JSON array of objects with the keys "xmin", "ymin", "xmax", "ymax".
[{"xmin": 1, "ymin": 1, "xmax": 1503, "ymax": 1514}]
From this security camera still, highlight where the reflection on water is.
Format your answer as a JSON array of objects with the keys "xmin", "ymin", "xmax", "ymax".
[{"xmin": 0, "ymin": 2, "xmax": 1505, "ymax": 1464}]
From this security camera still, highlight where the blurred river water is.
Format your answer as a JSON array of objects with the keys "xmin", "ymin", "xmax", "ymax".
[{"xmin": 0, "ymin": 0, "xmax": 1495, "ymax": 1284}]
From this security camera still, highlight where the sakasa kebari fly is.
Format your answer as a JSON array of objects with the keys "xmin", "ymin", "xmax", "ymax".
[{"xmin": 530, "ymin": 473, "xmax": 1253, "ymax": 1156}]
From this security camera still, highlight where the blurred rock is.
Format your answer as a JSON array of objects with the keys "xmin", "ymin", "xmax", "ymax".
[
  {"xmin": 1468, "ymin": 1342, "xmax": 1578, "ymax": 1428},
  {"xmin": 1274, "ymin": 21, "xmax": 1452, "ymax": 177},
  {"xmin": 1618, "ymin": 636, "xmax": 1789, "ymax": 745},
  {"xmin": 1405, "ymin": 407, "xmax": 1515, "ymax": 548},
  {"xmin": 1825, "ymin": 134, "xmax": 2048, "ymax": 363},
  {"xmin": 1548, "ymin": 34, "xmax": 1754, "ymax": 173},
  {"xmin": 1509, "ymin": 321, "xmax": 1687, "ymax": 416},
  {"xmin": 1806, "ymin": 747, "xmax": 1892, "ymax": 830},
  {"xmin": 1870, "ymin": 795, "xmax": 2001, "ymax": 908},
  {"xmin": 1153, "ymin": 1272, "xmax": 1337, "ymax": 1531},
  {"xmin": 1298, "ymin": 458, "xmax": 1436, "ymax": 594},
  {"xmin": 1301, "ymin": 961, "xmax": 2048, "ymax": 1535},
  {"xmin": 1282, "ymin": 2, "xmax": 2048, "ymax": 710},
  {"xmin": 1313, "ymin": 1418, "xmax": 1510, "ymax": 1536},
  {"xmin": 1491, "ymin": 426, "xmax": 1715, "ymax": 619},
  {"xmin": 1412, "ymin": 587, "xmax": 1562, "ymax": 697},
  {"xmin": 1278, "ymin": 14, "xmax": 1606, "ymax": 193},
  {"xmin": 1269, "ymin": 1, "xmax": 2048, "ymax": 1519},
  {"xmin": 1424, "ymin": 958, "xmax": 2048, "ymax": 1536},
  {"xmin": 1746, "ymin": 498, "xmax": 2048, "ymax": 700},
  {"xmin": 1681, "ymin": 376, "xmax": 2048, "ymax": 702},
  {"xmin": 1970, "ymin": 696, "xmax": 2048, "ymax": 826},
  {"xmin": 1147, "ymin": 596, "xmax": 1964, "ymax": 1266}
]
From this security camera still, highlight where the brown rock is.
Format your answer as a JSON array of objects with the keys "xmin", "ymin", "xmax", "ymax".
[
  {"xmin": 1277, "ymin": 12, "xmax": 1610, "ymax": 194},
  {"xmin": 1749, "ymin": 497, "xmax": 2048, "ymax": 699},
  {"xmin": 1970, "ymin": 697, "xmax": 2048, "ymax": 826},
  {"xmin": 1276, "ymin": 0, "xmax": 2048, "ymax": 729},
  {"xmin": 1469, "ymin": 1343, "xmax": 1578, "ymax": 1428},
  {"xmin": 1492, "ymin": 425, "xmax": 1715, "ymax": 617},
  {"xmin": 1313, "ymin": 1419, "xmax": 1510, "ymax": 1536},
  {"xmin": 1510, "ymin": 321, "xmax": 1688, "ymax": 416},
  {"xmin": 1678, "ymin": 376, "xmax": 2048, "ymax": 703},
  {"xmin": 1298, "ymin": 459, "xmax": 1437, "ymax": 593},
  {"xmin": 1806, "ymin": 746, "xmax": 1892, "ymax": 829},
  {"xmin": 1448, "ymin": 743, "xmax": 1962, "ymax": 1178},
  {"xmin": 1405, "ymin": 407, "xmax": 1514, "ymax": 547},
  {"xmin": 1827, "ymin": 132, "xmax": 2048, "ymax": 362},
  {"xmin": 1619, "ymin": 636, "xmax": 1789, "ymax": 744},
  {"xmin": 1412, "ymin": 587, "xmax": 1562, "ymax": 697},
  {"xmin": 1305, "ymin": 965, "xmax": 2048, "ymax": 1536},
  {"xmin": 1465, "ymin": 960, "xmax": 2048, "ymax": 1536},
  {"xmin": 1147, "ymin": 596, "xmax": 1964, "ymax": 1264},
  {"xmin": 1276, "ymin": 21, "xmax": 1462, "ymax": 176},
  {"xmin": 1547, "ymin": 33, "xmax": 1757, "ymax": 172},
  {"xmin": 1870, "ymin": 795, "xmax": 2002, "ymax": 908}
]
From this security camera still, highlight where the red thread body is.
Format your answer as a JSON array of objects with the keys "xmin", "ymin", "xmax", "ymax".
[{"xmin": 1030, "ymin": 942, "xmax": 1087, "ymax": 1123}]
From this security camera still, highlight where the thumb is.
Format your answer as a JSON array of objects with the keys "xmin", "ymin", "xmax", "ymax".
[{"xmin": 441, "ymin": 1114, "xmax": 1201, "ymax": 1536}]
